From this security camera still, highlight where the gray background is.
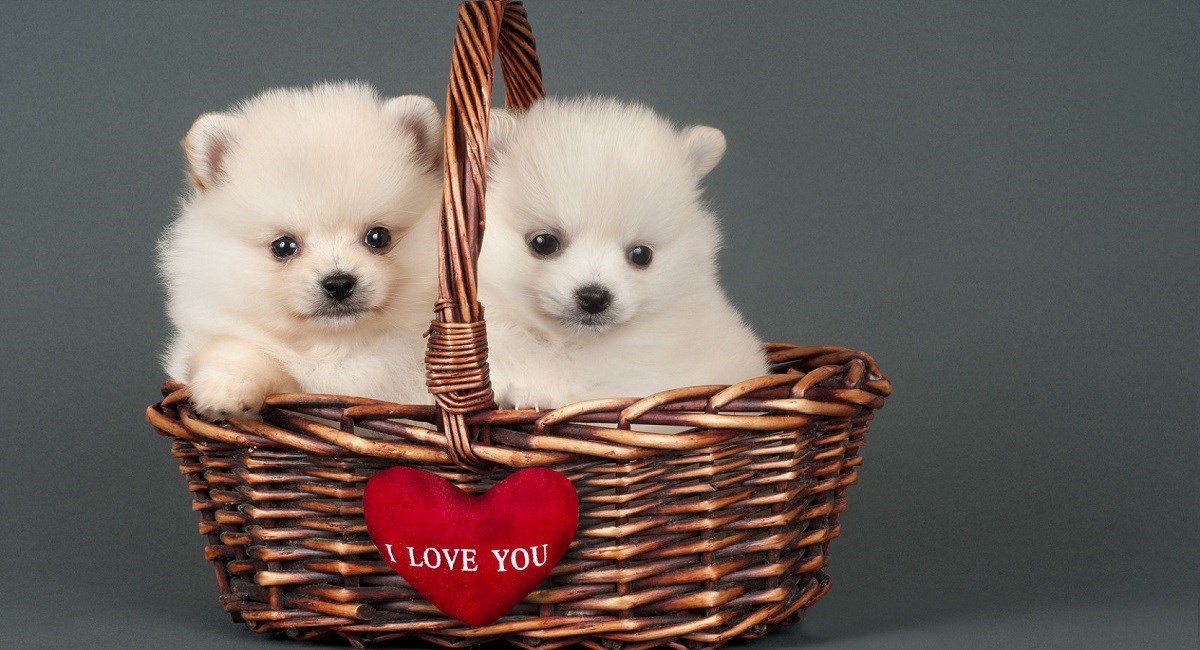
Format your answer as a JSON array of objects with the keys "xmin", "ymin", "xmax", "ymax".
[{"xmin": 1, "ymin": 1, "xmax": 1195, "ymax": 648}]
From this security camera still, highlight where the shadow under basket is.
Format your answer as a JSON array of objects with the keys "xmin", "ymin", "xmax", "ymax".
[{"xmin": 145, "ymin": 2, "xmax": 892, "ymax": 648}]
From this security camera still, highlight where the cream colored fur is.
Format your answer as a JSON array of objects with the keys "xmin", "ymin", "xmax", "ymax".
[
  {"xmin": 478, "ymin": 97, "xmax": 768, "ymax": 409},
  {"xmin": 159, "ymin": 82, "xmax": 441, "ymax": 418}
]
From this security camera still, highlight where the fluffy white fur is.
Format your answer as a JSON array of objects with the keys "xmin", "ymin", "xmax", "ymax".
[
  {"xmin": 478, "ymin": 97, "xmax": 768, "ymax": 409},
  {"xmin": 159, "ymin": 82, "xmax": 441, "ymax": 419}
]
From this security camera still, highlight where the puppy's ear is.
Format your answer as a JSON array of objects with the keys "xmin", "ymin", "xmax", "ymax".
[
  {"xmin": 182, "ymin": 113, "xmax": 237, "ymax": 190},
  {"xmin": 488, "ymin": 108, "xmax": 518, "ymax": 156},
  {"xmin": 682, "ymin": 125, "xmax": 726, "ymax": 177},
  {"xmin": 383, "ymin": 95, "xmax": 442, "ymax": 170}
]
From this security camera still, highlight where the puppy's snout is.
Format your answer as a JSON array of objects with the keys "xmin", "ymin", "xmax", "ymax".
[
  {"xmin": 575, "ymin": 284, "xmax": 612, "ymax": 314},
  {"xmin": 321, "ymin": 273, "xmax": 357, "ymax": 302}
]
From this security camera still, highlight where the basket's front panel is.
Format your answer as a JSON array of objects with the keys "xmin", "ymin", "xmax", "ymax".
[
  {"xmin": 149, "ymin": 343, "xmax": 888, "ymax": 648},
  {"xmin": 166, "ymin": 425, "xmax": 846, "ymax": 647}
]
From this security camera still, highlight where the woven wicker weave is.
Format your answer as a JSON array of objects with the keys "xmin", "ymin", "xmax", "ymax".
[{"xmin": 146, "ymin": 2, "xmax": 891, "ymax": 648}]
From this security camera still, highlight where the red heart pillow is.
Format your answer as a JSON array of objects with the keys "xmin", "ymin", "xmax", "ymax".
[{"xmin": 363, "ymin": 466, "xmax": 579, "ymax": 627}]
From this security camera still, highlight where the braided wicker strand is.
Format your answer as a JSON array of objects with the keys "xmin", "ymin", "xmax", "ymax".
[{"xmin": 428, "ymin": 1, "xmax": 545, "ymax": 467}]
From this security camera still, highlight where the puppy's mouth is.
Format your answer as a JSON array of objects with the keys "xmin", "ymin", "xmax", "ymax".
[
  {"xmin": 309, "ymin": 301, "xmax": 371, "ymax": 321},
  {"xmin": 557, "ymin": 311, "xmax": 617, "ymax": 332}
]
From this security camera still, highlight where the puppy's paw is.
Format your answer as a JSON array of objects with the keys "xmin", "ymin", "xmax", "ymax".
[
  {"xmin": 188, "ymin": 371, "xmax": 271, "ymax": 421},
  {"xmin": 184, "ymin": 337, "xmax": 298, "ymax": 421}
]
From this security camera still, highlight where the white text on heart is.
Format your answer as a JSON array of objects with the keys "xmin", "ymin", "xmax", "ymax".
[{"xmin": 383, "ymin": 544, "xmax": 550, "ymax": 572}]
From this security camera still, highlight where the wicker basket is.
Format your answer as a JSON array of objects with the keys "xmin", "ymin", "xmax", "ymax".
[{"xmin": 145, "ymin": 1, "xmax": 892, "ymax": 647}]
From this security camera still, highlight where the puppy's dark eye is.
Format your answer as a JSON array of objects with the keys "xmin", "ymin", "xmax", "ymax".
[
  {"xmin": 271, "ymin": 236, "xmax": 299, "ymax": 258},
  {"xmin": 529, "ymin": 233, "xmax": 560, "ymax": 256},
  {"xmin": 628, "ymin": 245, "xmax": 653, "ymax": 267},
  {"xmin": 364, "ymin": 226, "xmax": 391, "ymax": 249}
]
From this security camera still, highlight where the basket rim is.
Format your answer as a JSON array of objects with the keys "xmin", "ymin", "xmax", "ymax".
[{"xmin": 148, "ymin": 342, "xmax": 891, "ymax": 467}]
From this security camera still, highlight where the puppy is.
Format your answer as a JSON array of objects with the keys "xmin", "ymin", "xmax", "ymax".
[
  {"xmin": 478, "ymin": 97, "xmax": 768, "ymax": 409},
  {"xmin": 159, "ymin": 82, "xmax": 441, "ymax": 419}
]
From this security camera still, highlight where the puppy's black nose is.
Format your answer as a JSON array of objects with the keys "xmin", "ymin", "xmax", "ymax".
[
  {"xmin": 321, "ymin": 273, "xmax": 357, "ymax": 302},
  {"xmin": 575, "ymin": 285, "xmax": 611, "ymax": 314}
]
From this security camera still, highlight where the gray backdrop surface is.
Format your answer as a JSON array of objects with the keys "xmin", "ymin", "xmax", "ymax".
[{"xmin": 0, "ymin": 1, "xmax": 1195, "ymax": 648}]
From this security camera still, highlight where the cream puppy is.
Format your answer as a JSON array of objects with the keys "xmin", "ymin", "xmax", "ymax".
[
  {"xmin": 159, "ymin": 82, "xmax": 441, "ymax": 419},
  {"xmin": 478, "ymin": 97, "xmax": 768, "ymax": 409}
]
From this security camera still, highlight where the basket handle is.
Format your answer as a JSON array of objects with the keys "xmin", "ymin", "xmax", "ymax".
[{"xmin": 425, "ymin": 0, "xmax": 544, "ymax": 468}]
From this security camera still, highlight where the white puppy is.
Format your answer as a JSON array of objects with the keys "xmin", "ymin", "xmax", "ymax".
[
  {"xmin": 159, "ymin": 82, "xmax": 441, "ymax": 419},
  {"xmin": 478, "ymin": 97, "xmax": 768, "ymax": 409}
]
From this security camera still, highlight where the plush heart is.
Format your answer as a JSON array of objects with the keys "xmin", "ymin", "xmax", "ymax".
[{"xmin": 363, "ymin": 466, "xmax": 579, "ymax": 627}]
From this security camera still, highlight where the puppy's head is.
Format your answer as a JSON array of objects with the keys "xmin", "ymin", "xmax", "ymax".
[
  {"xmin": 480, "ymin": 98, "xmax": 725, "ymax": 334},
  {"xmin": 170, "ymin": 82, "xmax": 441, "ymax": 336}
]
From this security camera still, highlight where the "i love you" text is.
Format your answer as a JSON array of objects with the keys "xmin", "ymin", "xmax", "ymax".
[{"xmin": 382, "ymin": 544, "xmax": 551, "ymax": 573}]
